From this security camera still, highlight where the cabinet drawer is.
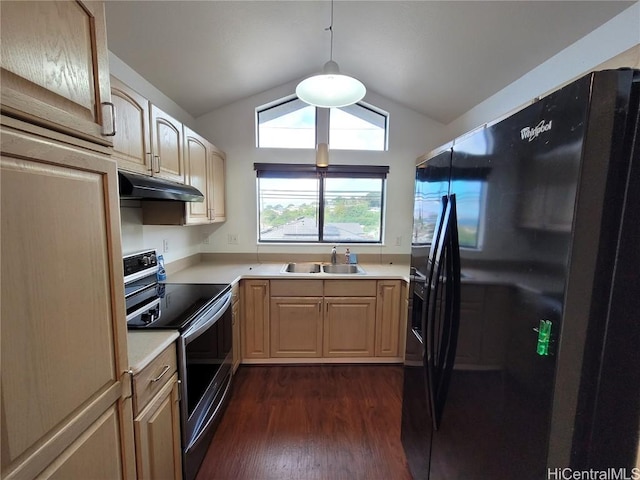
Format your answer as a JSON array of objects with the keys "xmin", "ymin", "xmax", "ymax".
[
  {"xmin": 270, "ymin": 279, "xmax": 324, "ymax": 297},
  {"xmin": 132, "ymin": 343, "xmax": 177, "ymax": 414},
  {"xmin": 324, "ymin": 280, "xmax": 377, "ymax": 297}
]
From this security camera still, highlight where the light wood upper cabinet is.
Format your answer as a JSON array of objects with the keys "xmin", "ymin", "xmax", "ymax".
[
  {"xmin": 209, "ymin": 148, "xmax": 226, "ymax": 222},
  {"xmin": 150, "ymin": 104, "xmax": 184, "ymax": 183},
  {"xmin": 184, "ymin": 127, "xmax": 210, "ymax": 225},
  {"xmin": 242, "ymin": 280, "xmax": 270, "ymax": 359},
  {"xmin": 110, "ymin": 76, "xmax": 152, "ymax": 175},
  {"xmin": 375, "ymin": 280, "xmax": 402, "ymax": 357},
  {"xmin": 0, "ymin": 1, "xmax": 113, "ymax": 146},
  {"xmin": 0, "ymin": 125, "xmax": 135, "ymax": 479}
]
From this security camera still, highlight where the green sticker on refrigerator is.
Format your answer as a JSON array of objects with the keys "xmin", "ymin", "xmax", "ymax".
[{"xmin": 536, "ymin": 319, "xmax": 552, "ymax": 356}]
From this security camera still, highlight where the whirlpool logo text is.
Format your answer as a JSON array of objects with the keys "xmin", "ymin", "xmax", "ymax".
[{"xmin": 521, "ymin": 120, "xmax": 553, "ymax": 142}]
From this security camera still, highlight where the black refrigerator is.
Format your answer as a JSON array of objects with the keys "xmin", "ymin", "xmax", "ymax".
[{"xmin": 401, "ymin": 68, "xmax": 640, "ymax": 479}]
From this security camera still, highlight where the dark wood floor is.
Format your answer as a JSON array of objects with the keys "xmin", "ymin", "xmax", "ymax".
[{"xmin": 195, "ymin": 365, "xmax": 413, "ymax": 480}]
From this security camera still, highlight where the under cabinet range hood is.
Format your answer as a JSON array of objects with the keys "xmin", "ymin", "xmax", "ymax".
[{"xmin": 118, "ymin": 170, "xmax": 204, "ymax": 202}]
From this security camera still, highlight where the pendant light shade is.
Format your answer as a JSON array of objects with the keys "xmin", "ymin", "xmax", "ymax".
[
  {"xmin": 297, "ymin": 61, "xmax": 366, "ymax": 108},
  {"xmin": 296, "ymin": 1, "xmax": 365, "ymax": 108}
]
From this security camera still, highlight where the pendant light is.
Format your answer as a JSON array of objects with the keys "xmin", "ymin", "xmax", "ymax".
[
  {"xmin": 296, "ymin": 0, "xmax": 366, "ymax": 108},
  {"xmin": 316, "ymin": 143, "xmax": 329, "ymax": 167}
]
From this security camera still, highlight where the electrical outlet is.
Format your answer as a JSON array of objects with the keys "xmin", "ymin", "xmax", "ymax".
[
  {"xmin": 163, "ymin": 239, "xmax": 169, "ymax": 253},
  {"xmin": 202, "ymin": 234, "xmax": 209, "ymax": 245},
  {"xmin": 395, "ymin": 236, "xmax": 402, "ymax": 246},
  {"xmin": 227, "ymin": 233, "xmax": 238, "ymax": 245}
]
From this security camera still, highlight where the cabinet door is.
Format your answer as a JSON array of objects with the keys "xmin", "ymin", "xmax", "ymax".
[
  {"xmin": 208, "ymin": 148, "xmax": 226, "ymax": 222},
  {"xmin": 1, "ymin": 126, "xmax": 135, "ymax": 479},
  {"xmin": 375, "ymin": 280, "xmax": 401, "ymax": 357},
  {"xmin": 38, "ymin": 406, "xmax": 127, "ymax": 480},
  {"xmin": 150, "ymin": 104, "xmax": 184, "ymax": 183},
  {"xmin": 324, "ymin": 298, "xmax": 376, "ymax": 357},
  {"xmin": 242, "ymin": 280, "xmax": 270, "ymax": 359},
  {"xmin": 1, "ymin": 1, "xmax": 113, "ymax": 145},
  {"xmin": 134, "ymin": 374, "xmax": 182, "ymax": 480},
  {"xmin": 184, "ymin": 127, "xmax": 210, "ymax": 224},
  {"xmin": 270, "ymin": 297, "xmax": 323, "ymax": 357},
  {"xmin": 110, "ymin": 76, "xmax": 152, "ymax": 175}
]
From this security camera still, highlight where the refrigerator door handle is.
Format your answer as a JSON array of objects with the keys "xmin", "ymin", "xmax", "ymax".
[
  {"xmin": 427, "ymin": 194, "xmax": 462, "ymax": 431},
  {"xmin": 423, "ymin": 195, "xmax": 449, "ymax": 430},
  {"xmin": 435, "ymin": 194, "xmax": 462, "ymax": 430},
  {"xmin": 425, "ymin": 196, "xmax": 455, "ymax": 431}
]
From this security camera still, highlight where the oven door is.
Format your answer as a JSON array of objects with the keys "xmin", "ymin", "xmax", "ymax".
[{"xmin": 177, "ymin": 291, "xmax": 233, "ymax": 479}]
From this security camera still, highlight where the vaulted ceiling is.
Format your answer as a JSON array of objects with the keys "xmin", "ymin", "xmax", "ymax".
[{"xmin": 105, "ymin": 1, "xmax": 635, "ymax": 124}]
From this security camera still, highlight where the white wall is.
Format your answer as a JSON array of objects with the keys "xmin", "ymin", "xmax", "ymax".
[
  {"xmin": 195, "ymin": 80, "xmax": 444, "ymax": 258},
  {"xmin": 442, "ymin": 2, "xmax": 640, "ymax": 143}
]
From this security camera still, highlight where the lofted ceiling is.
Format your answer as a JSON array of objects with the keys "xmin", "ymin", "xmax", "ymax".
[{"xmin": 105, "ymin": 1, "xmax": 635, "ymax": 124}]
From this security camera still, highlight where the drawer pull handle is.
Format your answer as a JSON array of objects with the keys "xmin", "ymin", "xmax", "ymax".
[
  {"xmin": 150, "ymin": 365, "xmax": 171, "ymax": 383},
  {"xmin": 102, "ymin": 102, "xmax": 117, "ymax": 136}
]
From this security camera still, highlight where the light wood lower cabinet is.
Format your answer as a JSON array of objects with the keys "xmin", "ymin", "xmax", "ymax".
[
  {"xmin": 271, "ymin": 297, "xmax": 323, "ymax": 357},
  {"xmin": 375, "ymin": 280, "xmax": 402, "ymax": 357},
  {"xmin": 240, "ymin": 279, "xmax": 404, "ymax": 362},
  {"xmin": 324, "ymin": 297, "xmax": 377, "ymax": 357},
  {"xmin": 241, "ymin": 280, "xmax": 270, "ymax": 359},
  {"xmin": 133, "ymin": 375, "xmax": 182, "ymax": 480},
  {"xmin": 131, "ymin": 344, "xmax": 181, "ymax": 480}
]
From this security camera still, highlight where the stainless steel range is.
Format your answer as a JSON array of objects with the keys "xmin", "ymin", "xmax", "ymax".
[{"xmin": 123, "ymin": 250, "xmax": 233, "ymax": 480}]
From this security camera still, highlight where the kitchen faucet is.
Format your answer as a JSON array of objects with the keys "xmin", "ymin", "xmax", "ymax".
[{"xmin": 331, "ymin": 246, "xmax": 337, "ymax": 264}]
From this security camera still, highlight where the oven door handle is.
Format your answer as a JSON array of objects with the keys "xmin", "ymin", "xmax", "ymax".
[
  {"xmin": 182, "ymin": 292, "xmax": 232, "ymax": 343},
  {"xmin": 126, "ymin": 297, "xmax": 161, "ymax": 323},
  {"xmin": 184, "ymin": 374, "xmax": 232, "ymax": 452}
]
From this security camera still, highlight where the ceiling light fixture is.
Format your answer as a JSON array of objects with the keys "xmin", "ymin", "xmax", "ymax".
[
  {"xmin": 316, "ymin": 143, "xmax": 329, "ymax": 167},
  {"xmin": 296, "ymin": 0, "xmax": 366, "ymax": 108}
]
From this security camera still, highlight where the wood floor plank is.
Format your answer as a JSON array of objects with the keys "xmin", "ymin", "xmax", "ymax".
[{"xmin": 195, "ymin": 365, "xmax": 412, "ymax": 480}]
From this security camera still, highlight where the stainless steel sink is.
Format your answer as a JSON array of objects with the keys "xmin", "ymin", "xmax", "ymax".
[
  {"xmin": 281, "ymin": 262, "xmax": 322, "ymax": 273},
  {"xmin": 322, "ymin": 264, "xmax": 366, "ymax": 274}
]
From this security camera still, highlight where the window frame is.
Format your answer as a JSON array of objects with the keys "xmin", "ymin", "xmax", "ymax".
[
  {"xmin": 254, "ymin": 163, "xmax": 389, "ymax": 244},
  {"xmin": 256, "ymin": 97, "xmax": 388, "ymax": 151}
]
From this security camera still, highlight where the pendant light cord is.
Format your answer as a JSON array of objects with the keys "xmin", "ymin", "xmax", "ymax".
[{"xmin": 325, "ymin": 0, "xmax": 334, "ymax": 61}]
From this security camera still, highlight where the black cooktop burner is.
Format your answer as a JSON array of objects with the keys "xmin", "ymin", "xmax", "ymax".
[{"xmin": 127, "ymin": 282, "xmax": 231, "ymax": 330}]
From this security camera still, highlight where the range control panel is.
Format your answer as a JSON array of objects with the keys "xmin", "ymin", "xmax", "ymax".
[{"xmin": 123, "ymin": 250, "xmax": 158, "ymax": 283}]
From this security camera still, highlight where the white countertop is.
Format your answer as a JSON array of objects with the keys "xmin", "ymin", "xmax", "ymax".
[
  {"xmin": 127, "ymin": 330, "xmax": 179, "ymax": 374},
  {"xmin": 166, "ymin": 260, "xmax": 411, "ymax": 284}
]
